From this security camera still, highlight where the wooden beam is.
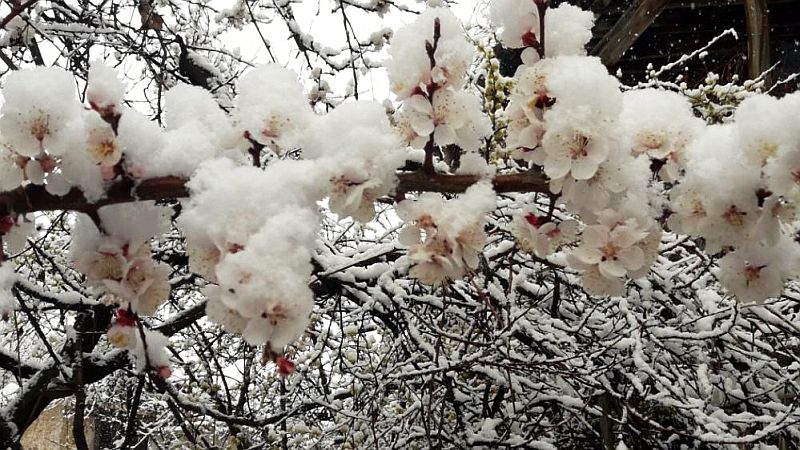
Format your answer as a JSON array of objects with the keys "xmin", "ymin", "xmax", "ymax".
[
  {"xmin": 744, "ymin": 0, "xmax": 770, "ymax": 79},
  {"xmin": 591, "ymin": 0, "xmax": 672, "ymax": 66}
]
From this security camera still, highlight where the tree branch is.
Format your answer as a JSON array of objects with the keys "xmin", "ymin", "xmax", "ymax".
[{"xmin": 0, "ymin": 169, "xmax": 549, "ymax": 217}]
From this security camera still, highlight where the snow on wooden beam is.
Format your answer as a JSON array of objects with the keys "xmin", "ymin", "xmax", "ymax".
[{"xmin": 591, "ymin": 0, "xmax": 671, "ymax": 66}]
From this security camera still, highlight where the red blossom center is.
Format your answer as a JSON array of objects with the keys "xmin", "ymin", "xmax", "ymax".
[
  {"xmin": 525, "ymin": 213, "xmax": 544, "ymax": 228},
  {"xmin": 114, "ymin": 308, "xmax": 138, "ymax": 327},
  {"xmin": 744, "ymin": 264, "xmax": 766, "ymax": 285}
]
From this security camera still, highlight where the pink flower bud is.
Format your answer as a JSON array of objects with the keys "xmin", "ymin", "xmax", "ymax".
[
  {"xmin": 276, "ymin": 356, "xmax": 296, "ymax": 377},
  {"xmin": 156, "ymin": 365, "xmax": 172, "ymax": 379},
  {"xmin": 521, "ymin": 30, "xmax": 538, "ymax": 48}
]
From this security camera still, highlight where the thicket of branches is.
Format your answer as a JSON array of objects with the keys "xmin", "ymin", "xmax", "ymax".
[{"xmin": 0, "ymin": 1, "xmax": 798, "ymax": 450}]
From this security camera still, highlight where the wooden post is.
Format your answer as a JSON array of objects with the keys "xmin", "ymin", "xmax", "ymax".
[
  {"xmin": 592, "ymin": 0, "xmax": 671, "ymax": 67},
  {"xmin": 744, "ymin": 0, "xmax": 770, "ymax": 80}
]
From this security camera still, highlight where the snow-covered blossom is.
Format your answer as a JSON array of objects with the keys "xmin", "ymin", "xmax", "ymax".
[
  {"xmin": 670, "ymin": 125, "xmax": 762, "ymax": 253},
  {"xmin": 0, "ymin": 67, "xmax": 83, "ymax": 157},
  {"xmin": 540, "ymin": 112, "xmax": 613, "ymax": 182},
  {"xmin": 512, "ymin": 212, "xmax": 578, "ymax": 257},
  {"xmin": 567, "ymin": 209, "xmax": 660, "ymax": 296},
  {"xmin": 126, "ymin": 83, "xmax": 238, "ymax": 178},
  {"xmin": 71, "ymin": 203, "xmax": 171, "ymax": 315},
  {"xmin": 620, "ymin": 89, "xmax": 704, "ymax": 181},
  {"xmin": 545, "ymin": 4, "xmax": 595, "ymax": 58},
  {"xmin": 180, "ymin": 159, "xmax": 322, "ymax": 349},
  {"xmin": 106, "ymin": 308, "xmax": 172, "ymax": 376},
  {"xmin": 489, "ymin": 0, "xmax": 544, "ymax": 50},
  {"xmin": 398, "ymin": 90, "xmax": 491, "ymax": 152},
  {"xmin": 490, "ymin": 1, "xmax": 594, "ymax": 63},
  {"xmin": 180, "ymin": 158, "xmax": 322, "ymax": 258},
  {"xmin": 733, "ymin": 94, "xmax": 798, "ymax": 168},
  {"xmin": 398, "ymin": 182, "xmax": 496, "ymax": 285},
  {"xmin": 231, "ymin": 64, "xmax": 313, "ymax": 154},
  {"xmin": 386, "ymin": 7, "xmax": 473, "ymax": 99},
  {"xmin": 204, "ymin": 285, "xmax": 248, "ymax": 334},
  {"xmin": 211, "ymin": 209, "xmax": 317, "ymax": 348},
  {"xmin": 718, "ymin": 240, "xmax": 798, "ymax": 303},
  {"xmin": 762, "ymin": 93, "xmax": 800, "ymax": 198},
  {"xmin": 86, "ymin": 61, "xmax": 126, "ymax": 117},
  {"xmin": 303, "ymin": 101, "xmax": 406, "ymax": 222},
  {"xmin": 129, "ymin": 327, "xmax": 172, "ymax": 376},
  {"xmin": 544, "ymin": 56, "xmax": 623, "ymax": 116}
]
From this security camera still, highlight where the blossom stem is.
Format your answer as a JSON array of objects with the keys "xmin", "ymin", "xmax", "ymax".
[
  {"xmin": 423, "ymin": 135, "xmax": 436, "ymax": 175},
  {"xmin": 536, "ymin": 1, "xmax": 548, "ymax": 59}
]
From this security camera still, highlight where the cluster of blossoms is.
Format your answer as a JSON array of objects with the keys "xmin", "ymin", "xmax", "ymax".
[
  {"xmin": 388, "ymin": 7, "xmax": 491, "ymax": 160},
  {"xmin": 180, "ymin": 158, "xmax": 321, "ymax": 353},
  {"xmin": 69, "ymin": 202, "xmax": 174, "ymax": 375},
  {"xmin": 669, "ymin": 93, "xmax": 800, "ymax": 302},
  {"xmin": 567, "ymin": 208, "xmax": 661, "ymax": 296},
  {"xmin": 71, "ymin": 203, "xmax": 172, "ymax": 316},
  {"xmin": 492, "ymin": 1, "xmax": 662, "ymax": 293},
  {"xmin": 493, "ymin": 0, "xmax": 800, "ymax": 302},
  {"xmin": 397, "ymin": 182, "xmax": 496, "ymax": 285}
]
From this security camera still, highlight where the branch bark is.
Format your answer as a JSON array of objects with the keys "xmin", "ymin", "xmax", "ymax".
[{"xmin": 0, "ymin": 169, "xmax": 550, "ymax": 217}]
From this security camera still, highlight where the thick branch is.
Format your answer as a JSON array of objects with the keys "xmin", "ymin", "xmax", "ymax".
[
  {"xmin": 0, "ymin": 176, "xmax": 189, "ymax": 217},
  {"xmin": 0, "ymin": 170, "xmax": 549, "ymax": 217}
]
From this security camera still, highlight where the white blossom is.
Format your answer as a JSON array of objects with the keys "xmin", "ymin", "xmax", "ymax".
[
  {"xmin": 512, "ymin": 212, "xmax": 578, "ymax": 258},
  {"xmin": 0, "ymin": 67, "xmax": 83, "ymax": 157},
  {"xmin": 386, "ymin": 7, "xmax": 473, "ymax": 99}
]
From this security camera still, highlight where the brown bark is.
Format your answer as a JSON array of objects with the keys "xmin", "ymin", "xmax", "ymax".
[{"xmin": 0, "ymin": 169, "xmax": 550, "ymax": 217}]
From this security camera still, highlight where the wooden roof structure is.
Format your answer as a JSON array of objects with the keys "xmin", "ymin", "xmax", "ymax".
[{"xmin": 572, "ymin": 0, "xmax": 800, "ymax": 90}]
